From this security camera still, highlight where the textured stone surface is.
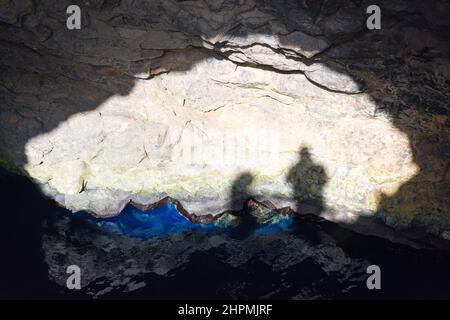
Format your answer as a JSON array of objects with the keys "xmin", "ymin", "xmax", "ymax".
[{"xmin": 0, "ymin": 0, "xmax": 449, "ymax": 238}]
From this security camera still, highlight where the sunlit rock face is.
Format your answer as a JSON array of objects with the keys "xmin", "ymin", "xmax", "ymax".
[
  {"xmin": 23, "ymin": 52, "xmax": 418, "ymax": 217},
  {"xmin": 0, "ymin": 1, "xmax": 449, "ymax": 238}
]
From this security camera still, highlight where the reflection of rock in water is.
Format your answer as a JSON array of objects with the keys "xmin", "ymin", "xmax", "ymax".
[
  {"xmin": 43, "ymin": 215, "xmax": 362, "ymax": 299},
  {"xmin": 41, "ymin": 204, "xmax": 450, "ymax": 299}
]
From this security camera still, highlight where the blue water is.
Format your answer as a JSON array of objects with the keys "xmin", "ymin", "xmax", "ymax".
[
  {"xmin": 75, "ymin": 204, "xmax": 294, "ymax": 238},
  {"xmin": 76, "ymin": 204, "xmax": 212, "ymax": 238}
]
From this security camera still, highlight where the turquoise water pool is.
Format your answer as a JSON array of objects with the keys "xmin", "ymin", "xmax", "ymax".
[{"xmin": 75, "ymin": 203, "xmax": 294, "ymax": 238}]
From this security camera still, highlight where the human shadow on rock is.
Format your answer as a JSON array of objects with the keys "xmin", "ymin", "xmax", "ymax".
[{"xmin": 287, "ymin": 147, "xmax": 329, "ymax": 244}]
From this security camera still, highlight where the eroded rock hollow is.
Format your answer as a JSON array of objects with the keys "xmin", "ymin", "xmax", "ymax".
[{"xmin": 0, "ymin": 0, "xmax": 449, "ymax": 240}]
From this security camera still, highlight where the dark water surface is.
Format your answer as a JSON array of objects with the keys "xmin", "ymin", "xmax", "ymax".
[{"xmin": 1, "ymin": 173, "xmax": 449, "ymax": 299}]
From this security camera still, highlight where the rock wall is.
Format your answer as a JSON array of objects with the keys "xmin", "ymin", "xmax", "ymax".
[{"xmin": 0, "ymin": 0, "xmax": 449, "ymax": 239}]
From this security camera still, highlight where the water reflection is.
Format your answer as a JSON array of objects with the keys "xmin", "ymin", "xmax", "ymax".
[{"xmin": 40, "ymin": 204, "xmax": 450, "ymax": 299}]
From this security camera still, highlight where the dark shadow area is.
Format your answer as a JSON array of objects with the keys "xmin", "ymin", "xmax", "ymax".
[
  {"xmin": 0, "ymin": 170, "xmax": 84, "ymax": 299},
  {"xmin": 0, "ymin": 0, "xmax": 448, "ymax": 236},
  {"xmin": 230, "ymin": 172, "xmax": 254, "ymax": 212}
]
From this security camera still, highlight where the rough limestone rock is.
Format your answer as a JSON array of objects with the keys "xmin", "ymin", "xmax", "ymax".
[{"xmin": 0, "ymin": 1, "xmax": 449, "ymax": 239}]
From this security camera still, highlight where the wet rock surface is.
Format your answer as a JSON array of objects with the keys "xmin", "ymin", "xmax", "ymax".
[{"xmin": 39, "ymin": 198, "xmax": 450, "ymax": 299}]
